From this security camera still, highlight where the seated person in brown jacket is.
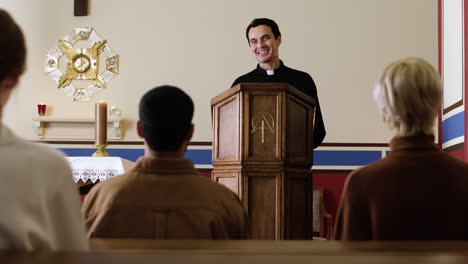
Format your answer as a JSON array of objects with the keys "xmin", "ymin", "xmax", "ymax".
[
  {"xmin": 334, "ymin": 57, "xmax": 468, "ymax": 240},
  {"xmin": 82, "ymin": 85, "xmax": 248, "ymax": 239}
]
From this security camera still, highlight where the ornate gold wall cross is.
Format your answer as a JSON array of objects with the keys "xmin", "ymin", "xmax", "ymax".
[{"xmin": 45, "ymin": 28, "xmax": 119, "ymax": 101}]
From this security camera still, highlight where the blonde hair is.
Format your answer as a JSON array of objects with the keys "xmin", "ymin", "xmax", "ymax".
[{"xmin": 373, "ymin": 57, "xmax": 442, "ymax": 136}]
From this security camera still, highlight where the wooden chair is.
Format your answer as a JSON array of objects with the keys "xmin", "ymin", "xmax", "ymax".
[{"xmin": 312, "ymin": 188, "xmax": 333, "ymax": 240}]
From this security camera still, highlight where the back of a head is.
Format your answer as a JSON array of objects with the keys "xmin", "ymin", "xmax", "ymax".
[
  {"xmin": 245, "ymin": 18, "xmax": 281, "ymax": 41},
  {"xmin": 373, "ymin": 57, "xmax": 442, "ymax": 136},
  {"xmin": 139, "ymin": 85, "xmax": 194, "ymax": 152},
  {"xmin": 0, "ymin": 9, "xmax": 26, "ymax": 84}
]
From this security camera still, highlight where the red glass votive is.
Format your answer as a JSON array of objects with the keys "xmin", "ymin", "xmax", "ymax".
[{"xmin": 37, "ymin": 104, "xmax": 47, "ymax": 116}]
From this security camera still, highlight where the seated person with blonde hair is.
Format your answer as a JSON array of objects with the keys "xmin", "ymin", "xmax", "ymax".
[
  {"xmin": 0, "ymin": 9, "xmax": 88, "ymax": 250},
  {"xmin": 82, "ymin": 85, "xmax": 248, "ymax": 239},
  {"xmin": 334, "ymin": 57, "xmax": 468, "ymax": 240}
]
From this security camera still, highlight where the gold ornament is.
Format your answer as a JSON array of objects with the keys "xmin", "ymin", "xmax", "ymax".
[
  {"xmin": 251, "ymin": 112, "xmax": 275, "ymax": 144},
  {"xmin": 45, "ymin": 28, "xmax": 119, "ymax": 101},
  {"xmin": 92, "ymin": 145, "xmax": 110, "ymax": 157}
]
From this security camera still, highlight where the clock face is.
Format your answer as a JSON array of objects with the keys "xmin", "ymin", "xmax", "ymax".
[{"xmin": 72, "ymin": 54, "xmax": 91, "ymax": 73}]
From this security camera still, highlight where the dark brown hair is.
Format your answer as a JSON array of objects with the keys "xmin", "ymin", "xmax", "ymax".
[
  {"xmin": 139, "ymin": 85, "xmax": 194, "ymax": 152},
  {"xmin": 0, "ymin": 9, "xmax": 26, "ymax": 83},
  {"xmin": 245, "ymin": 18, "xmax": 281, "ymax": 43}
]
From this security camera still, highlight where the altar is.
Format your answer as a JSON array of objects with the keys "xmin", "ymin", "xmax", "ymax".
[{"xmin": 67, "ymin": 157, "xmax": 134, "ymax": 184}]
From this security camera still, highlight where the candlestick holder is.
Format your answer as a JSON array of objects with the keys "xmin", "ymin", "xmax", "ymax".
[{"xmin": 92, "ymin": 144, "xmax": 110, "ymax": 157}]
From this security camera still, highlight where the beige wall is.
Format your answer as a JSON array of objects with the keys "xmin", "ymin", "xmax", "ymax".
[{"xmin": 1, "ymin": 0, "xmax": 437, "ymax": 143}]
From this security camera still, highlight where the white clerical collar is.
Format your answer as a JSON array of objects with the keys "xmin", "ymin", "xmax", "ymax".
[{"xmin": 266, "ymin": 70, "xmax": 274, "ymax": 75}]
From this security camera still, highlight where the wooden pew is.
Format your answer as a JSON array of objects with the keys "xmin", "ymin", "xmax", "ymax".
[
  {"xmin": 3, "ymin": 241, "xmax": 468, "ymax": 264},
  {"xmin": 0, "ymin": 251, "xmax": 460, "ymax": 264},
  {"xmin": 90, "ymin": 239, "xmax": 468, "ymax": 254}
]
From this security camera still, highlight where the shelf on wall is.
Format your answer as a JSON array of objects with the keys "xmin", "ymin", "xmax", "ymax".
[{"xmin": 33, "ymin": 116, "xmax": 122, "ymax": 140}]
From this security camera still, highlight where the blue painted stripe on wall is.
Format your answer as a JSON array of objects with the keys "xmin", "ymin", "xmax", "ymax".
[
  {"xmin": 58, "ymin": 148, "xmax": 383, "ymax": 167},
  {"xmin": 58, "ymin": 148, "xmax": 209, "ymax": 164},
  {"xmin": 313, "ymin": 150, "xmax": 381, "ymax": 166},
  {"xmin": 58, "ymin": 148, "xmax": 96, "ymax": 157},
  {"xmin": 442, "ymin": 111, "xmax": 465, "ymax": 143},
  {"xmin": 184, "ymin": 149, "xmax": 212, "ymax": 165}
]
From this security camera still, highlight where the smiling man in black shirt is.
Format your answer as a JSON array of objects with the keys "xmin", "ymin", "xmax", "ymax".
[{"xmin": 232, "ymin": 18, "xmax": 326, "ymax": 148}]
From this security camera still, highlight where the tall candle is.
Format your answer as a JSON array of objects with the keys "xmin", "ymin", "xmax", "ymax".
[{"xmin": 95, "ymin": 101, "xmax": 107, "ymax": 145}]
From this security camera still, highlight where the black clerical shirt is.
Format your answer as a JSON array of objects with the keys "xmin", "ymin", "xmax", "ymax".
[{"xmin": 232, "ymin": 61, "xmax": 326, "ymax": 148}]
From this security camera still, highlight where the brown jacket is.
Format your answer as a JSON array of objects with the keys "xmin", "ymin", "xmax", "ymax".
[
  {"xmin": 82, "ymin": 157, "xmax": 248, "ymax": 239},
  {"xmin": 334, "ymin": 135, "xmax": 468, "ymax": 240}
]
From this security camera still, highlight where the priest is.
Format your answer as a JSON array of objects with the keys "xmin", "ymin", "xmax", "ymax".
[{"xmin": 232, "ymin": 18, "xmax": 326, "ymax": 148}]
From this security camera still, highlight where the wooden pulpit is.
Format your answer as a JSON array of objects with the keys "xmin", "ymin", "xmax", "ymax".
[{"xmin": 211, "ymin": 83, "xmax": 316, "ymax": 239}]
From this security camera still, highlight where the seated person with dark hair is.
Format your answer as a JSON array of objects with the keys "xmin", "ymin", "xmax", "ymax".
[
  {"xmin": 0, "ymin": 9, "xmax": 88, "ymax": 251},
  {"xmin": 82, "ymin": 85, "xmax": 248, "ymax": 239}
]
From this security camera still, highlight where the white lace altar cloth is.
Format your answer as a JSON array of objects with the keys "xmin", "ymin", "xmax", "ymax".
[{"xmin": 67, "ymin": 157, "xmax": 134, "ymax": 183}]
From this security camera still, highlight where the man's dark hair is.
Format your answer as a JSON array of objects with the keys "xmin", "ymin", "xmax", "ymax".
[
  {"xmin": 139, "ymin": 85, "xmax": 194, "ymax": 152},
  {"xmin": 0, "ymin": 9, "xmax": 26, "ymax": 83},
  {"xmin": 245, "ymin": 18, "xmax": 281, "ymax": 43}
]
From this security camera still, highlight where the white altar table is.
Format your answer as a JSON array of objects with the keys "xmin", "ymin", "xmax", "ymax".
[{"xmin": 67, "ymin": 157, "xmax": 134, "ymax": 183}]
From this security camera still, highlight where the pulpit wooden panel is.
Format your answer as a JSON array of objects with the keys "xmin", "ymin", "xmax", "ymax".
[
  {"xmin": 215, "ymin": 94, "xmax": 240, "ymax": 160},
  {"xmin": 247, "ymin": 173, "xmax": 278, "ymax": 240},
  {"xmin": 211, "ymin": 83, "xmax": 316, "ymax": 240},
  {"xmin": 284, "ymin": 169, "xmax": 312, "ymax": 239},
  {"xmin": 286, "ymin": 95, "xmax": 314, "ymax": 163},
  {"xmin": 215, "ymin": 172, "xmax": 240, "ymax": 196},
  {"xmin": 245, "ymin": 92, "xmax": 281, "ymax": 160}
]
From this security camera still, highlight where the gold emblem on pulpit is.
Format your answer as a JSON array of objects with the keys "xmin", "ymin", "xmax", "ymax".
[
  {"xmin": 45, "ymin": 28, "xmax": 120, "ymax": 101},
  {"xmin": 251, "ymin": 112, "xmax": 275, "ymax": 144}
]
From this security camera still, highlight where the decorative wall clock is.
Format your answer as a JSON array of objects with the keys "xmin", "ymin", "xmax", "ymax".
[{"xmin": 45, "ymin": 28, "xmax": 119, "ymax": 101}]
